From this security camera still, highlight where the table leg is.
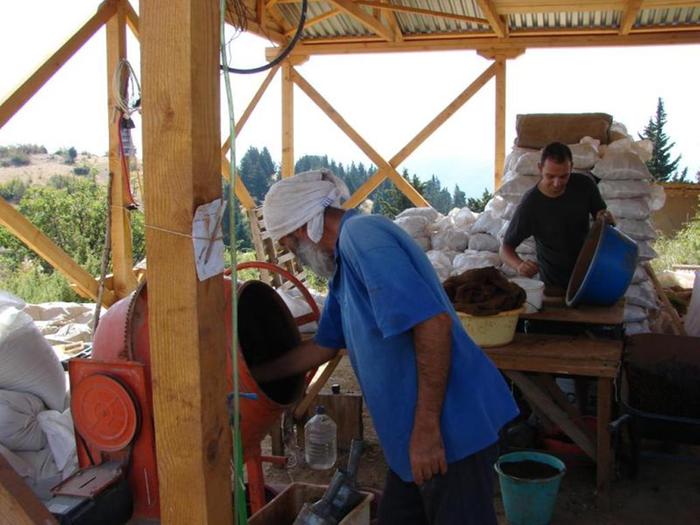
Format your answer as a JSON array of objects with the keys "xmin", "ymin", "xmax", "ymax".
[{"xmin": 596, "ymin": 378, "xmax": 613, "ymax": 499}]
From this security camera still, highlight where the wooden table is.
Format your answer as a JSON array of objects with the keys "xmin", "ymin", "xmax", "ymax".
[{"xmin": 484, "ymin": 300, "xmax": 624, "ymax": 496}]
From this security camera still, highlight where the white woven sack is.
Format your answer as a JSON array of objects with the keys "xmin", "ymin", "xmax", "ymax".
[
  {"xmin": 431, "ymin": 228, "xmax": 468, "ymax": 252},
  {"xmin": 513, "ymin": 152, "xmax": 540, "ymax": 176},
  {"xmin": 616, "ymin": 219, "xmax": 657, "ymax": 241},
  {"xmin": 449, "ymin": 207, "xmax": 478, "ymax": 230},
  {"xmin": 625, "ymin": 320, "xmax": 651, "ymax": 335},
  {"xmin": 607, "ymin": 198, "xmax": 650, "ymax": 220},
  {"xmin": 394, "ymin": 215, "xmax": 429, "ymax": 238},
  {"xmin": 0, "ymin": 303, "xmax": 66, "ymax": 411},
  {"xmin": 471, "ymin": 210, "xmax": 505, "ymax": 238},
  {"xmin": 599, "ymin": 180, "xmax": 651, "ymax": 200},
  {"xmin": 37, "ymin": 409, "xmax": 77, "ymax": 473},
  {"xmin": 396, "ymin": 207, "xmax": 441, "ymax": 224},
  {"xmin": 631, "ymin": 265, "xmax": 649, "ymax": 284},
  {"xmin": 516, "ymin": 237, "xmax": 536, "ymax": 255},
  {"xmin": 592, "ymin": 151, "xmax": 652, "ymax": 180},
  {"xmin": 570, "ymin": 143, "xmax": 599, "ymax": 170},
  {"xmin": 648, "ymin": 184, "xmax": 666, "ymax": 212},
  {"xmin": 0, "ymin": 390, "xmax": 47, "ymax": 451},
  {"xmin": 468, "ymin": 233, "xmax": 500, "ymax": 253},
  {"xmin": 625, "ymin": 281, "xmax": 658, "ymax": 311},
  {"xmin": 505, "ymin": 147, "xmax": 538, "ymax": 173},
  {"xmin": 452, "ymin": 252, "xmax": 501, "ymax": 275},
  {"xmin": 414, "ymin": 236, "xmax": 431, "ymax": 252},
  {"xmin": 426, "ymin": 251, "xmax": 453, "ymax": 282},
  {"xmin": 497, "ymin": 175, "xmax": 538, "ymax": 198},
  {"xmin": 624, "ymin": 304, "xmax": 648, "ymax": 323},
  {"xmin": 15, "ymin": 448, "xmax": 60, "ymax": 483},
  {"xmin": 636, "ymin": 241, "xmax": 658, "ymax": 262}
]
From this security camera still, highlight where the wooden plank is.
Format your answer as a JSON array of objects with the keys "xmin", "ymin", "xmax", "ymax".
[
  {"xmin": 294, "ymin": 352, "xmax": 345, "ymax": 419},
  {"xmin": 327, "ymin": 0, "xmax": 396, "ymax": 41},
  {"xmin": 619, "ymin": 0, "xmax": 644, "ymax": 34},
  {"xmin": 282, "ymin": 61, "xmax": 294, "ymax": 178},
  {"xmin": 288, "ymin": 29, "xmax": 700, "ymax": 55},
  {"xmin": 141, "ymin": 0, "xmax": 233, "ymax": 522},
  {"xmin": 506, "ymin": 371, "xmax": 597, "ymax": 460},
  {"xmin": 596, "ymin": 378, "xmax": 613, "ymax": 494},
  {"xmin": 475, "ymin": 0, "xmax": 508, "ymax": 37},
  {"xmin": 107, "ymin": 0, "xmax": 138, "ymax": 299},
  {"xmin": 534, "ymin": 374, "xmax": 597, "ymax": 441},
  {"xmin": 390, "ymin": 62, "xmax": 498, "ymax": 167},
  {"xmin": 343, "ymin": 169, "xmax": 389, "ymax": 209},
  {"xmin": 221, "ymin": 64, "xmax": 280, "ymax": 151},
  {"xmin": 520, "ymin": 299, "xmax": 625, "ymax": 325},
  {"xmin": 0, "ymin": 455, "xmax": 57, "ymax": 525},
  {"xmin": 125, "ymin": 0, "xmax": 140, "ymax": 39},
  {"xmin": 0, "ymin": 1, "xmax": 116, "ymax": 128},
  {"xmin": 378, "ymin": 0, "xmax": 404, "ymax": 43},
  {"xmin": 494, "ymin": 57, "xmax": 506, "ymax": 190},
  {"xmin": 643, "ymin": 262, "xmax": 687, "ymax": 336},
  {"xmin": 0, "ymin": 198, "xmax": 116, "ymax": 305},
  {"xmin": 310, "ymin": 392, "xmax": 364, "ymax": 450},
  {"xmin": 355, "ymin": 0, "xmax": 489, "ymax": 25}
]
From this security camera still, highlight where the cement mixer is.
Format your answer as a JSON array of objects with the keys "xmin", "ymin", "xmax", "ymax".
[{"xmin": 66, "ymin": 263, "xmax": 319, "ymax": 521}]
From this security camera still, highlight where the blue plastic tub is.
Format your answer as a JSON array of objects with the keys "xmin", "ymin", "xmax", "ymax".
[
  {"xmin": 495, "ymin": 451, "xmax": 566, "ymax": 525},
  {"xmin": 566, "ymin": 220, "xmax": 638, "ymax": 307}
]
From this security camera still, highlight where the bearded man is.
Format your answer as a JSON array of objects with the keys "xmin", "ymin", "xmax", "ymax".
[{"xmin": 253, "ymin": 169, "xmax": 518, "ymax": 525}]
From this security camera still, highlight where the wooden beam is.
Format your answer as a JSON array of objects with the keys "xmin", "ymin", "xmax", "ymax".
[
  {"xmin": 494, "ymin": 57, "xmax": 506, "ymax": 190},
  {"xmin": 107, "ymin": 0, "xmax": 138, "ymax": 298},
  {"xmin": 620, "ymin": 0, "xmax": 643, "ymax": 35},
  {"xmin": 391, "ymin": 62, "xmax": 498, "ymax": 167},
  {"xmin": 0, "ymin": 1, "xmax": 116, "ymax": 129},
  {"xmin": 286, "ymin": 8, "xmax": 341, "ymax": 36},
  {"xmin": 378, "ymin": 0, "xmax": 404, "ymax": 43},
  {"xmin": 343, "ymin": 169, "xmax": 389, "ymax": 209},
  {"xmin": 327, "ymin": 0, "xmax": 397, "ymax": 41},
  {"xmin": 282, "ymin": 61, "xmax": 294, "ymax": 177},
  {"xmin": 226, "ymin": 13, "xmax": 288, "ymax": 44},
  {"xmin": 290, "ymin": 68, "xmax": 429, "ymax": 206},
  {"xmin": 141, "ymin": 0, "xmax": 233, "ymax": 522},
  {"xmin": 289, "ymin": 28, "xmax": 700, "ymax": 54},
  {"xmin": 0, "ymin": 198, "xmax": 116, "ymax": 305},
  {"xmin": 355, "ymin": 0, "xmax": 489, "ymax": 25},
  {"xmin": 0, "ymin": 455, "xmax": 58, "ymax": 525},
  {"xmin": 475, "ymin": 0, "xmax": 508, "ymax": 37},
  {"xmin": 125, "ymin": 0, "xmax": 140, "ymax": 38}
]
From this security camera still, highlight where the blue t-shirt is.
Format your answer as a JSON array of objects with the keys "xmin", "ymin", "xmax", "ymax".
[{"xmin": 315, "ymin": 210, "xmax": 519, "ymax": 482}]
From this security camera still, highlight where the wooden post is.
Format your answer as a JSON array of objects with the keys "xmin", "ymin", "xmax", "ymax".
[
  {"xmin": 107, "ymin": 0, "xmax": 137, "ymax": 298},
  {"xmin": 494, "ymin": 56, "xmax": 506, "ymax": 190},
  {"xmin": 141, "ymin": 0, "xmax": 232, "ymax": 522},
  {"xmin": 281, "ymin": 61, "xmax": 294, "ymax": 178},
  {"xmin": 0, "ymin": 455, "xmax": 57, "ymax": 525}
]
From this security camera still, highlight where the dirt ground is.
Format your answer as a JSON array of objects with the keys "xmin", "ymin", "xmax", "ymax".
[
  {"xmin": 0, "ymin": 153, "xmax": 108, "ymax": 185},
  {"xmin": 262, "ymin": 356, "xmax": 700, "ymax": 524}
]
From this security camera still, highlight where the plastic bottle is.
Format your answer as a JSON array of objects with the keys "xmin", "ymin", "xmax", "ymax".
[{"xmin": 304, "ymin": 405, "xmax": 337, "ymax": 470}]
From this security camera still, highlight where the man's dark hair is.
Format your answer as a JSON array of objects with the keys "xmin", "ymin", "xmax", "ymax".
[{"xmin": 540, "ymin": 142, "xmax": 573, "ymax": 165}]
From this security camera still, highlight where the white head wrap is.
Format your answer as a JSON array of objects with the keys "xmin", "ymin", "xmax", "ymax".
[{"xmin": 263, "ymin": 169, "xmax": 350, "ymax": 243}]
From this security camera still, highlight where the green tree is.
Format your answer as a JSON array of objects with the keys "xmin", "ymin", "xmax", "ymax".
[
  {"xmin": 466, "ymin": 187, "xmax": 493, "ymax": 213},
  {"xmin": 65, "ymin": 146, "xmax": 78, "ymax": 164},
  {"xmin": 453, "ymin": 185, "xmax": 466, "ymax": 208},
  {"xmin": 238, "ymin": 146, "xmax": 277, "ymax": 203},
  {"xmin": 639, "ymin": 98, "xmax": 687, "ymax": 182}
]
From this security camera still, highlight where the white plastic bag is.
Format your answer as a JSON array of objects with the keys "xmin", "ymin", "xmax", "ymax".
[
  {"xmin": 631, "ymin": 265, "xmax": 649, "ymax": 284},
  {"xmin": 394, "ymin": 215, "xmax": 430, "ymax": 238},
  {"xmin": 505, "ymin": 147, "xmax": 538, "ymax": 173},
  {"xmin": 0, "ymin": 390, "xmax": 47, "ymax": 452},
  {"xmin": 471, "ymin": 210, "xmax": 505, "ymax": 238},
  {"xmin": 414, "ymin": 236, "xmax": 431, "ymax": 252},
  {"xmin": 497, "ymin": 174, "xmax": 538, "ymax": 198},
  {"xmin": 624, "ymin": 304, "xmax": 648, "ymax": 323},
  {"xmin": 592, "ymin": 151, "xmax": 652, "ymax": 180},
  {"xmin": 0, "ymin": 297, "xmax": 66, "ymax": 411},
  {"xmin": 607, "ymin": 198, "xmax": 650, "ymax": 220},
  {"xmin": 516, "ymin": 237, "xmax": 536, "ymax": 255},
  {"xmin": 616, "ymin": 219, "xmax": 657, "ymax": 241},
  {"xmin": 625, "ymin": 320, "xmax": 651, "ymax": 335},
  {"xmin": 15, "ymin": 448, "xmax": 60, "ymax": 483},
  {"xmin": 648, "ymin": 184, "xmax": 666, "ymax": 212},
  {"xmin": 430, "ymin": 228, "xmax": 468, "ymax": 252},
  {"xmin": 37, "ymin": 408, "xmax": 77, "ymax": 473},
  {"xmin": 396, "ymin": 207, "xmax": 441, "ymax": 224},
  {"xmin": 452, "ymin": 252, "xmax": 501, "ymax": 275},
  {"xmin": 598, "ymin": 180, "xmax": 651, "ymax": 199},
  {"xmin": 636, "ymin": 241, "xmax": 658, "ymax": 262},
  {"xmin": 625, "ymin": 281, "xmax": 658, "ymax": 311},
  {"xmin": 449, "ymin": 207, "xmax": 478, "ymax": 230},
  {"xmin": 468, "ymin": 233, "xmax": 500, "ymax": 253},
  {"xmin": 570, "ymin": 142, "xmax": 599, "ymax": 170},
  {"xmin": 513, "ymin": 151, "xmax": 541, "ymax": 176},
  {"xmin": 426, "ymin": 251, "xmax": 453, "ymax": 282}
]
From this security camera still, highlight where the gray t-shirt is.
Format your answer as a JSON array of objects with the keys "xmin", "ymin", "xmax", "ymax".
[{"xmin": 503, "ymin": 172, "xmax": 606, "ymax": 289}]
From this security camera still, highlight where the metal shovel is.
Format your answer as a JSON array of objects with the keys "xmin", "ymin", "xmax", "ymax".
[
  {"xmin": 329, "ymin": 439, "xmax": 365, "ymax": 521},
  {"xmin": 292, "ymin": 471, "xmax": 347, "ymax": 525}
]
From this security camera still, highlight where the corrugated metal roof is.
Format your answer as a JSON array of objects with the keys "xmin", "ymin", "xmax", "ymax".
[{"xmin": 264, "ymin": 1, "xmax": 700, "ymax": 43}]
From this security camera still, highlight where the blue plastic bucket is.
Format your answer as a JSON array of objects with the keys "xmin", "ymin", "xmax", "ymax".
[
  {"xmin": 566, "ymin": 220, "xmax": 638, "ymax": 307},
  {"xmin": 495, "ymin": 451, "xmax": 566, "ymax": 525}
]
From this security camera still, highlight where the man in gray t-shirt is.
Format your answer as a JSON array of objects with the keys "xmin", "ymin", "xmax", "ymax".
[{"xmin": 500, "ymin": 142, "xmax": 614, "ymax": 293}]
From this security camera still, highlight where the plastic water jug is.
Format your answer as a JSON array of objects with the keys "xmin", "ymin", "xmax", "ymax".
[{"xmin": 305, "ymin": 405, "xmax": 337, "ymax": 470}]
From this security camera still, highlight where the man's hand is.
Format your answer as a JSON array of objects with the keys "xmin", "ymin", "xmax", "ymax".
[
  {"xmin": 517, "ymin": 259, "xmax": 539, "ymax": 277},
  {"xmin": 410, "ymin": 418, "xmax": 447, "ymax": 485},
  {"xmin": 596, "ymin": 209, "xmax": 616, "ymax": 225}
]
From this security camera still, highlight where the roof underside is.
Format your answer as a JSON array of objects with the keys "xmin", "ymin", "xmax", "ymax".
[{"xmin": 227, "ymin": 0, "xmax": 700, "ymax": 54}]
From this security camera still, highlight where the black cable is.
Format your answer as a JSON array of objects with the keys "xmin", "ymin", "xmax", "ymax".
[{"xmin": 221, "ymin": 0, "xmax": 308, "ymax": 75}]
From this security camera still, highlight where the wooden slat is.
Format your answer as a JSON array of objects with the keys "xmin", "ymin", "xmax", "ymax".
[
  {"xmin": 294, "ymin": 352, "xmax": 346, "ymax": 419},
  {"xmin": 619, "ymin": 0, "xmax": 644, "ymax": 34},
  {"xmin": 0, "ymin": 198, "xmax": 116, "ymax": 305},
  {"xmin": 520, "ymin": 298, "xmax": 625, "ymax": 325},
  {"xmin": 281, "ymin": 61, "xmax": 294, "ymax": 178},
  {"xmin": 533, "ymin": 374, "xmax": 597, "ymax": 440},
  {"xmin": 506, "ymin": 371, "xmax": 597, "ymax": 460},
  {"xmin": 0, "ymin": 455, "xmax": 58, "ymax": 525},
  {"xmin": 286, "ymin": 8, "xmax": 341, "ymax": 36},
  {"xmin": 125, "ymin": 0, "xmax": 140, "ymax": 38},
  {"xmin": 343, "ymin": 169, "xmax": 389, "ymax": 209},
  {"xmin": 643, "ymin": 262, "xmax": 687, "ymax": 335},
  {"xmin": 596, "ymin": 378, "xmax": 614, "ymax": 494},
  {"xmin": 107, "ymin": 0, "xmax": 138, "ymax": 298},
  {"xmin": 141, "ymin": 0, "xmax": 233, "ymax": 522},
  {"xmin": 378, "ymin": 0, "xmax": 404, "ymax": 43},
  {"xmin": 327, "ymin": 0, "xmax": 396, "ymax": 41},
  {"xmin": 355, "ymin": 0, "xmax": 489, "ymax": 25},
  {"xmin": 475, "ymin": 0, "xmax": 508, "ymax": 37},
  {"xmin": 494, "ymin": 57, "xmax": 506, "ymax": 189},
  {"xmin": 0, "ymin": 1, "xmax": 116, "ymax": 128}
]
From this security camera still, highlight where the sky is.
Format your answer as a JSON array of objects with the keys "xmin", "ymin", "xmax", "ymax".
[{"xmin": 1, "ymin": 1, "xmax": 699, "ymax": 200}]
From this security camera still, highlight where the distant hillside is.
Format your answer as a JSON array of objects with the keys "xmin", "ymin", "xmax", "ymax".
[{"xmin": 0, "ymin": 151, "xmax": 109, "ymax": 186}]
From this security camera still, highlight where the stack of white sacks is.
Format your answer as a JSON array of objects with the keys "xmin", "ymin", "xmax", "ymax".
[
  {"xmin": 393, "ymin": 122, "xmax": 663, "ymax": 335},
  {"xmin": 0, "ymin": 292, "xmax": 78, "ymax": 499}
]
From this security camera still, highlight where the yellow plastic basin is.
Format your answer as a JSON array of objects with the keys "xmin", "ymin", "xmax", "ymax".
[{"xmin": 457, "ymin": 307, "xmax": 524, "ymax": 348}]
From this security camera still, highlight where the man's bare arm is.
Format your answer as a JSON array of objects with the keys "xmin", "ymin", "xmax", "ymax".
[
  {"xmin": 410, "ymin": 311, "xmax": 452, "ymax": 485},
  {"xmin": 500, "ymin": 243, "xmax": 539, "ymax": 277},
  {"xmin": 249, "ymin": 339, "xmax": 339, "ymax": 383}
]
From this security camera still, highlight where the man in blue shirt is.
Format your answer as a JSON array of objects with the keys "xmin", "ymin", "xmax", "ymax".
[{"xmin": 255, "ymin": 170, "xmax": 518, "ymax": 524}]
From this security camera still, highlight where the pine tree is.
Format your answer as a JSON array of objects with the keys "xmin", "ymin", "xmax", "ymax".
[
  {"xmin": 239, "ymin": 146, "xmax": 277, "ymax": 203},
  {"xmin": 453, "ymin": 185, "xmax": 466, "ymax": 208},
  {"xmin": 639, "ymin": 98, "xmax": 687, "ymax": 182},
  {"xmin": 466, "ymin": 188, "xmax": 493, "ymax": 213}
]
